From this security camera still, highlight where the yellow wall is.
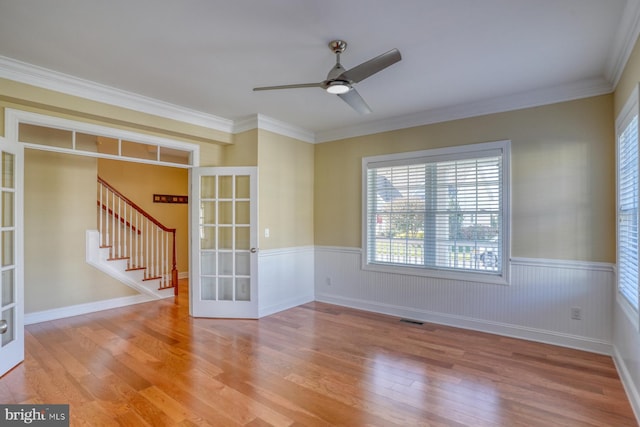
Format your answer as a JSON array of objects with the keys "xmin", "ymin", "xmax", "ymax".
[
  {"xmin": 199, "ymin": 140, "xmax": 225, "ymax": 166},
  {"xmin": 314, "ymin": 95, "xmax": 615, "ymax": 263},
  {"xmin": 258, "ymin": 129, "xmax": 314, "ymax": 250},
  {"xmin": 0, "ymin": 78, "xmax": 231, "ymax": 145},
  {"xmin": 24, "ymin": 150, "xmax": 138, "ymax": 312},
  {"xmin": 0, "ymin": 80, "xmax": 228, "ymax": 313},
  {"xmin": 0, "ymin": 83, "xmax": 228, "ymax": 169},
  {"xmin": 1, "ymin": 79, "xmax": 316, "ymax": 313},
  {"xmin": 0, "ymin": 78, "xmax": 228, "ymax": 167},
  {"xmin": 4, "ymin": 62, "xmax": 619, "ymax": 313},
  {"xmin": 97, "ymin": 159, "xmax": 189, "ymax": 273},
  {"xmin": 224, "ymin": 129, "xmax": 258, "ymax": 166},
  {"xmin": 615, "ymin": 38, "xmax": 640, "ymax": 116}
]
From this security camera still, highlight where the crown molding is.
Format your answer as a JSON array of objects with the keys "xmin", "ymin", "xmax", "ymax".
[
  {"xmin": 0, "ymin": 55, "xmax": 619, "ymax": 146},
  {"xmin": 605, "ymin": 0, "xmax": 640, "ymax": 86},
  {"xmin": 0, "ymin": 55, "xmax": 235, "ymax": 134},
  {"xmin": 233, "ymin": 114, "xmax": 315, "ymax": 143},
  {"xmin": 0, "ymin": 55, "xmax": 317, "ymax": 143},
  {"xmin": 232, "ymin": 115, "xmax": 259, "ymax": 135},
  {"xmin": 315, "ymin": 77, "xmax": 613, "ymax": 143}
]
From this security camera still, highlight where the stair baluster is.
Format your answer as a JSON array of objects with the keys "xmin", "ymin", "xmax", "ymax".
[{"xmin": 97, "ymin": 177, "xmax": 178, "ymax": 293}]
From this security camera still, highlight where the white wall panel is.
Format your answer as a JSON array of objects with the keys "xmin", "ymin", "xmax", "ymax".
[
  {"xmin": 258, "ymin": 246, "xmax": 315, "ymax": 317},
  {"xmin": 614, "ymin": 299, "xmax": 640, "ymax": 421},
  {"xmin": 315, "ymin": 247, "xmax": 614, "ymax": 354}
]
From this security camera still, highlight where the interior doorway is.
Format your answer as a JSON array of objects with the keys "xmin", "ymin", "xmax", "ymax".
[
  {"xmin": 1, "ymin": 108, "xmax": 201, "ymax": 378},
  {"xmin": 7, "ymin": 109, "xmax": 199, "ymax": 320},
  {"xmin": 24, "ymin": 150, "xmax": 189, "ymax": 315}
]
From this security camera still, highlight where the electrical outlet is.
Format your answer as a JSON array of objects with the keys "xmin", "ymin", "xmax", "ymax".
[
  {"xmin": 325, "ymin": 277, "xmax": 332, "ymax": 286},
  {"xmin": 571, "ymin": 307, "xmax": 582, "ymax": 320}
]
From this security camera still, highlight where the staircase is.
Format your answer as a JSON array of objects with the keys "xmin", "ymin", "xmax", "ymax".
[{"xmin": 86, "ymin": 177, "xmax": 178, "ymax": 299}]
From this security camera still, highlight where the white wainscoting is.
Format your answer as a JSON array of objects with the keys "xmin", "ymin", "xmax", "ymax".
[
  {"xmin": 25, "ymin": 247, "xmax": 315, "ymax": 324},
  {"xmin": 315, "ymin": 246, "xmax": 614, "ymax": 354},
  {"xmin": 613, "ymin": 297, "xmax": 640, "ymax": 422},
  {"xmin": 258, "ymin": 246, "xmax": 315, "ymax": 318}
]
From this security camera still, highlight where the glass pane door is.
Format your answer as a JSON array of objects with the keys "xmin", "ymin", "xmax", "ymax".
[
  {"xmin": 0, "ymin": 138, "xmax": 23, "ymax": 378},
  {"xmin": 190, "ymin": 167, "xmax": 258, "ymax": 318}
]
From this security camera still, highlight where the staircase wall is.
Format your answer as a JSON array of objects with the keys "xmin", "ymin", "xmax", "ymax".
[{"xmin": 24, "ymin": 149, "xmax": 139, "ymax": 315}]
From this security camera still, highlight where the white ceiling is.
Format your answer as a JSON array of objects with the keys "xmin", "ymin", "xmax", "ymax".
[{"xmin": 0, "ymin": 0, "xmax": 635, "ymax": 142}]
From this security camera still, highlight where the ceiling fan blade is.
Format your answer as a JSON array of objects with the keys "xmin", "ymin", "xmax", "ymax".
[
  {"xmin": 339, "ymin": 48, "xmax": 401, "ymax": 83},
  {"xmin": 338, "ymin": 88, "xmax": 372, "ymax": 114},
  {"xmin": 253, "ymin": 83, "xmax": 322, "ymax": 91}
]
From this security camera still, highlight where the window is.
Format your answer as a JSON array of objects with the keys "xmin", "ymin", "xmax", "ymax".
[
  {"xmin": 6, "ymin": 110, "xmax": 198, "ymax": 168},
  {"xmin": 362, "ymin": 140, "xmax": 510, "ymax": 284},
  {"xmin": 617, "ymin": 86, "xmax": 640, "ymax": 312}
]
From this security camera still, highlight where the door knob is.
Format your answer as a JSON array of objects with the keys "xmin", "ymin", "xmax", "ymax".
[
  {"xmin": 250, "ymin": 248, "xmax": 257, "ymax": 253},
  {"xmin": 0, "ymin": 319, "xmax": 7, "ymax": 335}
]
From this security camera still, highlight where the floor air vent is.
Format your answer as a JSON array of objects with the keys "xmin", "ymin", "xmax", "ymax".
[{"xmin": 400, "ymin": 318, "xmax": 424, "ymax": 325}]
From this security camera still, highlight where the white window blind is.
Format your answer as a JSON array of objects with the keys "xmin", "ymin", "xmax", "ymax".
[
  {"xmin": 363, "ymin": 141, "xmax": 509, "ymax": 282},
  {"xmin": 618, "ymin": 113, "xmax": 639, "ymax": 310}
]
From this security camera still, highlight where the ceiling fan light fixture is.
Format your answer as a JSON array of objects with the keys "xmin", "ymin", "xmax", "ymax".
[
  {"xmin": 326, "ymin": 80, "xmax": 351, "ymax": 94},
  {"xmin": 252, "ymin": 40, "xmax": 401, "ymax": 115}
]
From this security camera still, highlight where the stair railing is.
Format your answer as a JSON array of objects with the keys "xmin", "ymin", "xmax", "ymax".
[{"xmin": 97, "ymin": 177, "xmax": 178, "ymax": 293}]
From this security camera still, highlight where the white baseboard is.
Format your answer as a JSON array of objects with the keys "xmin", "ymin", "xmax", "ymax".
[
  {"xmin": 315, "ymin": 293, "xmax": 612, "ymax": 355},
  {"xmin": 24, "ymin": 294, "xmax": 159, "ymax": 325},
  {"xmin": 613, "ymin": 345, "xmax": 640, "ymax": 424},
  {"xmin": 259, "ymin": 294, "xmax": 315, "ymax": 318}
]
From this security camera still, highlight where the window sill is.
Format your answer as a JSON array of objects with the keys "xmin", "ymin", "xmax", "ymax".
[{"xmin": 361, "ymin": 260, "xmax": 510, "ymax": 286}]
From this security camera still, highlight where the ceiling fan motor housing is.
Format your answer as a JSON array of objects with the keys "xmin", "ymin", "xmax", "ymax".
[{"xmin": 329, "ymin": 40, "xmax": 347, "ymax": 54}]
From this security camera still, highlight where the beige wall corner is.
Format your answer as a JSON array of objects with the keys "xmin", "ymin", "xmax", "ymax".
[
  {"xmin": 224, "ymin": 129, "xmax": 258, "ymax": 166},
  {"xmin": 197, "ymin": 139, "xmax": 225, "ymax": 166},
  {"xmin": 258, "ymin": 129, "xmax": 314, "ymax": 250}
]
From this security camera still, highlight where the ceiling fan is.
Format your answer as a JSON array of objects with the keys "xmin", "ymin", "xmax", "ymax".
[{"xmin": 253, "ymin": 40, "xmax": 401, "ymax": 114}]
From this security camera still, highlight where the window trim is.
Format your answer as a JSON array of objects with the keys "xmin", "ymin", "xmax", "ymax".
[
  {"xmin": 361, "ymin": 140, "xmax": 511, "ymax": 285},
  {"xmin": 615, "ymin": 84, "xmax": 640, "ymax": 329}
]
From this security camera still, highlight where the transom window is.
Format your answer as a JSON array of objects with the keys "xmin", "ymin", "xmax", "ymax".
[
  {"xmin": 362, "ymin": 140, "xmax": 510, "ymax": 285},
  {"xmin": 5, "ymin": 109, "xmax": 199, "ymax": 168}
]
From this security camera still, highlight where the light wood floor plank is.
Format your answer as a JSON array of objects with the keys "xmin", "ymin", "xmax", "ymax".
[{"xmin": 0, "ymin": 278, "xmax": 636, "ymax": 426}]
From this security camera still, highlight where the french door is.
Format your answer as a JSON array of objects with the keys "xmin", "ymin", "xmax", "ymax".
[
  {"xmin": 0, "ymin": 136, "xmax": 23, "ymax": 377},
  {"xmin": 190, "ymin": 167, "xmax": 258, "ymax": 318}
]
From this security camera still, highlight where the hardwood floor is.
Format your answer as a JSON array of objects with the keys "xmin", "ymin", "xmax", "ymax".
[{"xmin": 1, "ymin": 279, "xmax": 636, "ymax": 426}]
